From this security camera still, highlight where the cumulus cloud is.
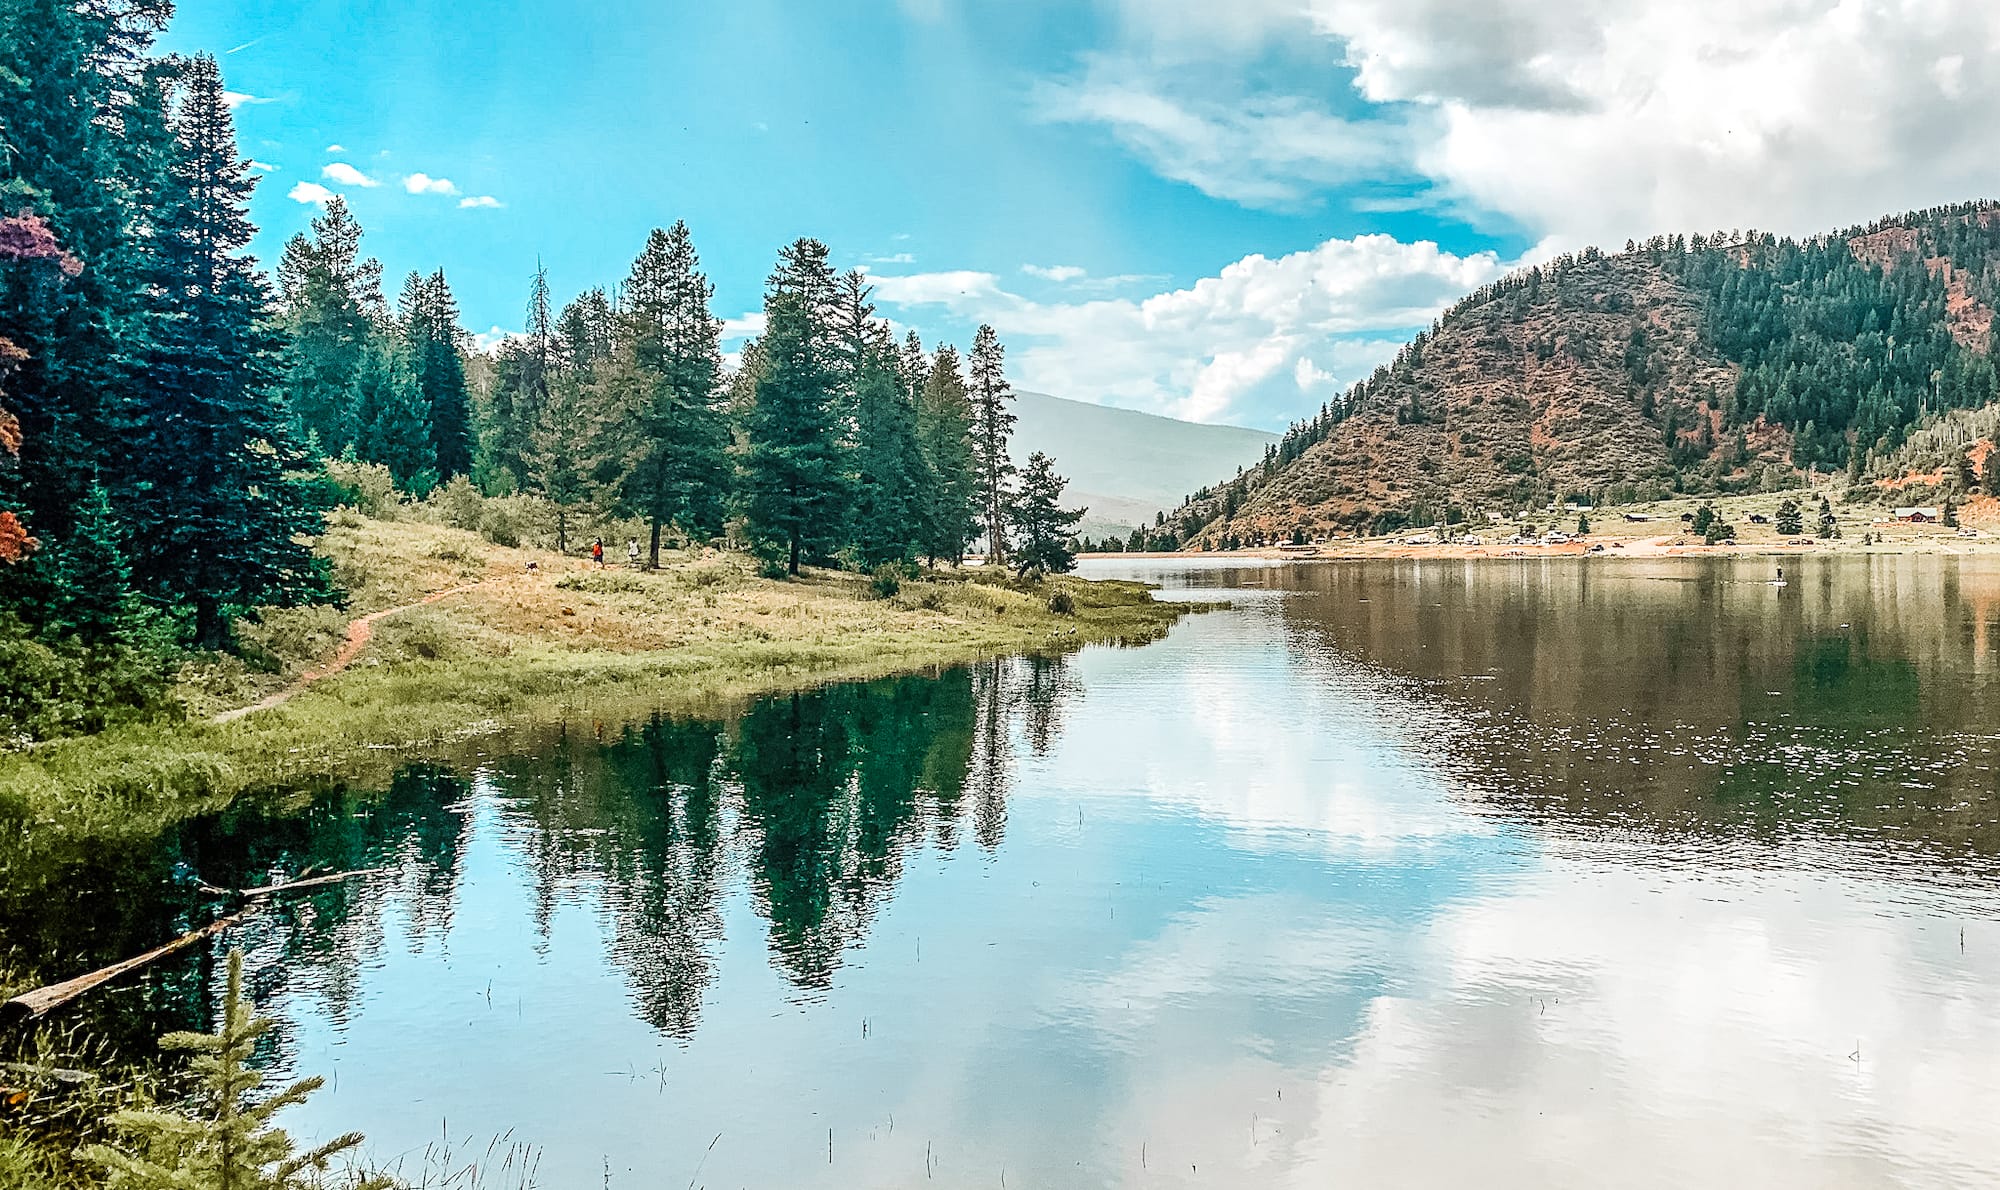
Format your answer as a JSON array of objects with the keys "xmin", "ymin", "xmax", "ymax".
[
  {"xmin": 248, "ymin": 160, "xmax": 278, "ymax": 173},
  {"xmin": 1023, "ymin": 264, "xmax": 1087, "ymax": 283},
  {"xmin": 1070, "ymin": 0, "xmax": 2000, "ymax": 245},
  {"xmin": 324, "ymin": 143, "xmax": 345, "ymax": 153},
  {"xmin": 287, "ymin": 181, "xmax": 335, "ymax": 206},
  {"xmin": 403, "ymin": 173, "xmax": 459, "ymax": 196},
  {"xmin": 221, "ymin": 90, "xmax": 275, "ymax": 109},
  {"xmin": 320, "ymin": 162, "xmax": 378, "ymax": 188},
  {"xmin": 457, "ymin": 195, "xmax": 503, "ymax": 209},
  {"xmin": 872, "ymin": 233, "xmax": 1522, "ymax": 427}
]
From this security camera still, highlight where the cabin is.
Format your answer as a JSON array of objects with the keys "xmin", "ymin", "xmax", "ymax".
[
  {"xmin": 1894, "ymin": 506, "xmax": 1941, "ymax": 523},
  {"xmin": 1623, "ymin": 513, "xmax": 1653, "ymax": 522},
  {"xmin": 1747, "ymin": 513, "xmax": 1769, "ymax": 524}
]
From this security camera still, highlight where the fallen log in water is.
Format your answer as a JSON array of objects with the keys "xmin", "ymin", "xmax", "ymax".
[
  {"xmin": 3, "ymin": 867, "xmax": 381, "ymax": 1021},
  {"xmin": 4, "ymin": 908, "xmax": 253, "ymax": 1020}
]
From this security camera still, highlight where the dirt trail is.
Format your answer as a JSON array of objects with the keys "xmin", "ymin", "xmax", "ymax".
[{"xmin": 211, "ymin": 582, "xmax": 480, "ymax": 725}]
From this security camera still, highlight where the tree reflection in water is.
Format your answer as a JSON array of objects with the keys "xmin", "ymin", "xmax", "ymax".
[{"xmin": 4, "ymin": 655, "xmax": 1079, "ymax": 1049}]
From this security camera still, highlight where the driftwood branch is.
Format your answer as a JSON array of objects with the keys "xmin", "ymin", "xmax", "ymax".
[
  {"xmin": 197, "ymin": 867, "xmax": 382, "ymax": 902},
  {"xmin": 3, "ymin": 867, "xmax": 380, "ymax": 1022}
]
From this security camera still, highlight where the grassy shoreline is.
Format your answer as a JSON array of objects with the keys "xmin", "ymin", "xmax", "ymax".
[{"xmin": 0, "ymin": 515, "xmax": 1193, "ymax": 850}]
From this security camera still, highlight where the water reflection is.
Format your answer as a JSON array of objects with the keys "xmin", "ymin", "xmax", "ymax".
[{"xmin": 11, "ymin": 557, "xmax": 2000, "ymax": 1187}]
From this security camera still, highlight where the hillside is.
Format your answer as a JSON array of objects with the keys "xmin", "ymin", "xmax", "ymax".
[
  {"xmin": 1008, "ymin": 390, "xmax": 1278, "ymax": 539},
  {"xmin": 1154, "ymin": 202, "xmax": 2000, "ymax": 548}
]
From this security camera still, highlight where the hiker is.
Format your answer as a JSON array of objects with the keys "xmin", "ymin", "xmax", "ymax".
[
  {"xmin": 627, "ymin": 537, "xmax": 641, "ymax": 568},
  {"xmin": 592, "ymin": 538, "xmax": 604, "ymax": 567}
]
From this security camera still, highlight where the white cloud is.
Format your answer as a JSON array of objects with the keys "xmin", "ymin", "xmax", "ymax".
[
  {"xmin": 1036, "ymin": 57, "xmax": 1412, "ymax": 209},
  {"xmin": 457, "ymin": 195, "xmax": 503, "ymax": 209},
  {"xmin": 324, "ymin": 143, "xmax": 345, "ymax": 154},
  {"xmin": 403, "ymin": 172, "xmax": 460, "ymax": 196},
  {"xmin": 472, "ymin": 326, "xmax": 520, "ymax": 352},
  {"xmin": 865, "ymin": 251, "xmax": 918, "ymax": 265},
  {"xmin": 1070, "ymin": 0, "xmax": 2000, "ymax": 245},
  {"xmin": 1023, "ymin": 264, "xmax": 1087, "ymax": 283},
  {"xmin": 248, "ymin": 160, "xmax": 278, "ymax": 173},
  {"xmin": 287, "ymin": 181, "xmax": 335, "ymax": 206},
  {"xmin": 221, "ymin": 90, "xmax": 275, "ymax": 109},
  {"xmin": 320, "ymin": 162, "xmax": 378, "ymax": 188},
  {"xmin": 720, "ymin": 312, "xmax": 767, "ymax": 342},
  {"xmin": 872, "ymin": 233, "xmax": 1523, "ymax": 427}
]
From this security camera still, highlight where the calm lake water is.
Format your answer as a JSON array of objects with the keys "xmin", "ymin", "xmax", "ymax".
[{"xmin": 18, "ymin": 555, "xmax": 2000, "ymax": 1187}]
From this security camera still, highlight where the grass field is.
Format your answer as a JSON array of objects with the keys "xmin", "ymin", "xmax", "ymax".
[{"xmin": 0, "ymin": 512, "xmax": 1192, "ymax": 851}]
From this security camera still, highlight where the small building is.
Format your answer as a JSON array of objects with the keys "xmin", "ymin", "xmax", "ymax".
[
  {"xmin": 1747, "ymin": 513, "xmax": 1769, "ymax": 524},
  {"xmin": 1623, "ymin": 513, "xmax": 1654, "ymax": 522},
  {"xmin": 1895, "ymin": 506, "xmax": 1941, "ymax": 523}
]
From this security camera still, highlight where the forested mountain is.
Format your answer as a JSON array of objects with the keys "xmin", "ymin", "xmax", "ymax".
[
  {"xmin": 1008, "ymin": 391, "xmax": 1277, "ymax": 540},
  {"xmin": 1153, "ymin": 202, "xmax": 2000, "ymax": 548}
]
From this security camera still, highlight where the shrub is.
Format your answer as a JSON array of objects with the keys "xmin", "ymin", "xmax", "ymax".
[
  {"xmin": 556, "ymin": 571, "xmax": 648, "ymax": 595},
  {"xmin": 870, "ymin": 564, "xmax": 904, "ymax": 599},
  {"xmin": 431, "ymin": 474, "xmax": 486, "ymax": 532},
  {"xmin": 322, "ymin": 456, "xmax": 401, "ymax": 519},
  {"xmin": 1048, "ymin": 589, "xmax": 1076, "ymax": 616},
  {"xmin": 0, "ymin": 618, "xmax": 175, "ymax": 744}
]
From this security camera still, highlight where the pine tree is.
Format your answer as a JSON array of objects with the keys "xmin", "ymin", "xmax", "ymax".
[
  {"xmin": 353, "ymin": 340, "xmax": 434, "ymax": 493},
  {"xmin": 967, "ymin": 324, "xmax": 1017, "ymax": 565},
  {"xmin": 742, "ymin": 282, "xmax": 846, "ymax": 576},
  {"xmin": 1775, "ymin": 498, "xmax": 1803, "ymax": 535},
  {"xmin": 82, "ymin": 949, "xmax": 392, "ymax": 1190},
  {"xmin": 1008, "ymin": 452, "xmax": 1084, "ymax": 577},
  {"xmin": 400, "ymin": 269, "xmax": 472, "ymax": 480},
  {"xmin": 1817, "ymin": 495, "xmax": 1841, "ymax": 539},
  {"xmin": 275, "ymin": 197, "xmax": 383, "ymax": 456},
  {"xmin": 602, "ymin": 223, "xmax": 730, "ymax": 565},
  {"xmin": 523, "ymin": 370, "xmax": 597, "ymax": 554},
  {"xmin": 850, "ymin": 339, "xmax": 929, "ymax": 567},
  {"xmin": 0, "ymin": 212, "xmax": 79, "ymax": 568},
  {"xmin": 0, "ymin": 0, "xmax": 175, "ymax": 563},
  {"xmin": 915, "ymin": 345, "xmax": 978, "ymax": 565},
  {"xmin": 485, "ymin": 266, "xmax": 558, "ymax": 490},
  {"xmin": 556, "ymin": 287, "xmax": 615, "ymax": 379},
  {"xmin": 126, "ymin": 54, "xmax": 329, "ymax": 648}
]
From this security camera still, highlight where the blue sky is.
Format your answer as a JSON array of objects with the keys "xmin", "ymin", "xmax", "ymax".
[{"xmin": 167, "ymin": 0, "xmax": 2000, "ymax": 430}]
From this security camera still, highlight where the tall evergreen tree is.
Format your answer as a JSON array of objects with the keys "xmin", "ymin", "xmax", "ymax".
[
  {"xmin": 126, "ymin": 54, "xmax": 328, "ymax": 647},
  {"xmin": 399, "ymin": 269, "xmax": 472, "ymax": 479},
  {"xmin": 0, "ymin": 0, "xmax": 175, "ymax": 564},
  {"xmin": 742, "ymin": 278, "xmax": 846, "ymax": 576},
  {"xmin": 967, "ymin": 324, "xmax": 1017, "ymax": 564},
  {"xmin": 602, "ymin": 223, "xmax": 730, "ymax": 565},
  {"xmin": 352, "ymin": 339, "xmax": 434, "ymax": 492},
  {"xmin": 850, "ymin": 333, "xmax": 929, "ymax": 567},
  {"xmin": 915, "ymin": 344, "xmax": 978, "ymax": 565},
  {"xmin": 1008, "ymin": 451, "xmax": 1084, "ymax": 576},
  {"xmin": 486, "ymin": 265, "xmax": 557, "ymax": 490},
  {"xmin": 274, "ymin": 197, "xmax": 382, "ymax": 455},
  {"xmin": 523, "ymin": 368, "xmax": 598, "ymax": 554},
  {"xmin": 556, "ymin": 287, "xmax": 615, "ymax": 378}
]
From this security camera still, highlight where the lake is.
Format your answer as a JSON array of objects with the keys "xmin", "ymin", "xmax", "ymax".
[{"xmin": 16, "ymin": 555, "xmax": 2000, "ymax": 1188}]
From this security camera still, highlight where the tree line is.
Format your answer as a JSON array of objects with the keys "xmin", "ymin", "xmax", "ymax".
[{"xmin": 0, "ymin": 2, "xmax": 1081, "ymax": 740}]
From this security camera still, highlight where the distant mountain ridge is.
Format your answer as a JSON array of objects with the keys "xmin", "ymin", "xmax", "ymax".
[
  {"xmin": 1007, "ymin": 390, "xmax": 1277, "ymax": 540},
  {"xmin": 1157, "ymin": 201, "xmax": 2000, "ymax": 548}
]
